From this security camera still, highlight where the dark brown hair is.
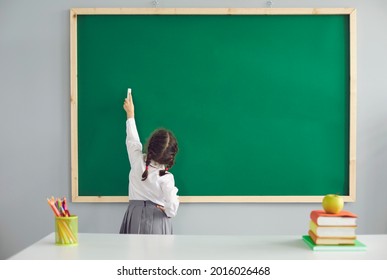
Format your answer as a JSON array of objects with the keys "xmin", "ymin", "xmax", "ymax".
[{"xmin": 142, "ymin": 129, "xmax": 178, "ymax": 181}]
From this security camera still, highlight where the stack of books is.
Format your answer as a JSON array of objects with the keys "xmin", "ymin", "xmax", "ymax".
[
  {"xmin": 303, "ymin": 210, "xmax": 366, "ymax": 251},
  {"xmin": 309, "ymin": 210, "xmax": 357, "ymax": 244}
]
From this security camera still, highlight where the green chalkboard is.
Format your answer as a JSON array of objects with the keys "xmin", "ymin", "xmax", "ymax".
[{"xmin": 70, "ymin": 8, "xmax": 356, "ymax": 202}]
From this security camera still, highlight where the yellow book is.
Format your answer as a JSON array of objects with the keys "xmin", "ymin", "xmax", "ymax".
[{"xmin": 309, "ymin": 220, "xmax": 356, "ymax": 238}]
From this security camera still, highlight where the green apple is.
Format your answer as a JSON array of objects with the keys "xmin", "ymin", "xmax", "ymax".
[{"xmin": 322, "ymin": 194, "xmax": 344, "ymax": 214}]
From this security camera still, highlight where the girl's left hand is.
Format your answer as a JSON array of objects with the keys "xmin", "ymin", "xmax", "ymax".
[{"xmin": 123, "ymin": 92, "xmax": 134, "ymax": 118}]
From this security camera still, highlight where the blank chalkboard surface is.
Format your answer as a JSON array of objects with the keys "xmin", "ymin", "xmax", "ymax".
[{"xmin": 70, "ymin": 8, "xmax": 357, "ymax": 202}]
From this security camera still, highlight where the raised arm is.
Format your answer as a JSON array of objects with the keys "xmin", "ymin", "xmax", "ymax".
[
  {"xmin": 123, "ymin": 92, "xmax": 142, "ymax": 166},
  {"xmin": 123, "ymin": 90, "xmax": 135, "ymax": 119}
]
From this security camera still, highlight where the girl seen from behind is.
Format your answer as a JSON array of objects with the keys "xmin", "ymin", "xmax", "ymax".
[{"xmin": 119, "ymin": 91, "xmax": 179, "ymax": 234}]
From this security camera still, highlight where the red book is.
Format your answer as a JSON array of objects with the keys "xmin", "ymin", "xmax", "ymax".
[
  {"xmin": 308, "ymin": 230, "xmax": 356, "ymax": 245},
  {"xmin": 310, "ymin": 210, "xmax": 357, "ymax": 226}
]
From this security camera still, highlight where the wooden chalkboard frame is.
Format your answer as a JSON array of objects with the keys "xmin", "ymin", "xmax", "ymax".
[{"xmin": 70, "ymin": 8, "xmax": 357, "ymax": 203}]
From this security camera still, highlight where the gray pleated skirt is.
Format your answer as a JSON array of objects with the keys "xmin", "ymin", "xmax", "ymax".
[{"xmin": 119, "ymin": 200, "xmax": 173, "ymax": 234}]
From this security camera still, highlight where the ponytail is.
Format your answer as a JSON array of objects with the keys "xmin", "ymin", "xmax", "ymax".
[
  {"xmin": 141, "ymin": 154, "xmax": 151, "ymax": 181},
  {"xmin": 159, "ymin": 167, "xmax": 169, "ymax": 177},
  {"xmin": 159, "ymin": 153, "xmax": 177, "ymax": 177}
]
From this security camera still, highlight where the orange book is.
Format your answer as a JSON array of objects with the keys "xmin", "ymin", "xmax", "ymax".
[
  {"xmin": 308, "ymin": 230, "xmax": 356, "ymax": 245},
  {"xmin": 310, "ymin": 210, "xmax": 357, "ymax": 226}
]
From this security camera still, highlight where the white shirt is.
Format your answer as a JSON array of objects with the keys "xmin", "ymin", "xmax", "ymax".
[{"xmin": 126, "ymin": 118, "xmax": 179, "ymax": 218}]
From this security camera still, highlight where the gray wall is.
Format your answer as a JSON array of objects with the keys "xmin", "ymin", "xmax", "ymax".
[{"xmin": 1, "ymin": 0, "xmax": 386, "ymax": 260}]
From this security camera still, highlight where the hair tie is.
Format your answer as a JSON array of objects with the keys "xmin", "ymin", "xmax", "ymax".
[
  {"xmin": 145, "ymin": 165, "xmax": 149, "ymax": 170},
  {"xmin": 165, "ymin": 167, "xmax": 169, "ymax": 171}
]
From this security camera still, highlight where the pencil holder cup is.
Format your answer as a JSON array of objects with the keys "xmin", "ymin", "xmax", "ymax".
[{"xmin": 55, "ymin": 215, "xmax": 78, "ymax": 246}]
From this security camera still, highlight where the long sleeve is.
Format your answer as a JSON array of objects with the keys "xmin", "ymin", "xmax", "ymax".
[
  {"xmin": 126, "ymin": 118, "xmax": 143, "ymax": 166},
  {"xmin": 160, "ymin": 174, "xmax": 179, "ymax": 218}
]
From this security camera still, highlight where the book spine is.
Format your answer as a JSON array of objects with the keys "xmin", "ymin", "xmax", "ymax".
[
  {"xmin": 308, "ymin": 230, "xmax": 318, "ymax": 244},
  {"xmin": 310, "ymin": 211, "xmax": 320, "ymax": 225}
]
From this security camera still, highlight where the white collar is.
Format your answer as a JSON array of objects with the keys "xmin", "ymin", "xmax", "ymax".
[{"xmin": 143, "ymin": 154, "xmax": 165, "ymax": 169}]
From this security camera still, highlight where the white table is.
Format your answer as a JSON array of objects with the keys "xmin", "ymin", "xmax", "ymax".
[{"xmin": 8, "ymin": 233, "xmax": 387, "ymax": 260}]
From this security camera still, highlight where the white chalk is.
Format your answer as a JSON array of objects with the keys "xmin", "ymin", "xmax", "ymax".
[{"xmin": 127, "ymin": 88, "xmax": 132, "ymax": 99}]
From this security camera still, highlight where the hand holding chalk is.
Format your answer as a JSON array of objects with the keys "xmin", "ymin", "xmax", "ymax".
[{"xmin": 123, "ymin": 88, "xmax": 134, "ymax": 118}]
